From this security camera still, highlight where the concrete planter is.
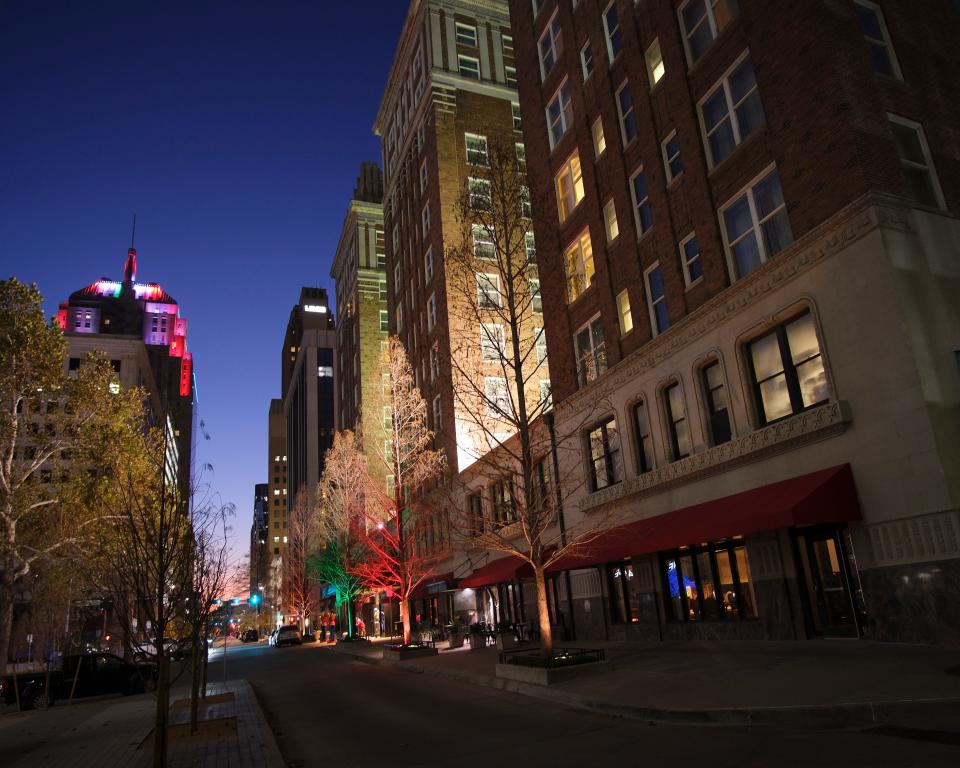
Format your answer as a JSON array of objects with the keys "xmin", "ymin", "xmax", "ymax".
[
  {"xmin": 494, "ymin": 658, "xmax": 606, "ymax": 686},
  {"xmin": 382, "ymin": 644, "xmax": 439, "ymax": 662},
  {"xmin": 468, "ymin": 632, "xmax": 486, "ymax": 651},
  {"xmin": 447, "ymin": 632, "xmax": 464, "ymax": 649},
  {"xmin": 495, "ymin": 632, "xmax": 517, "ymax": 651}
]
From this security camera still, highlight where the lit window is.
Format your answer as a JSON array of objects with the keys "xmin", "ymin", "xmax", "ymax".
[
  {"xmin": 468, "ymin": 177, "xmax": 492, "ymax": 210},
  {"xmin": 512, "ymin": 104, "xmax": 523, "ymax": 131},
  {"xmin": 702, "ymin": 360, "xmax": 731, "ymax": 445},
  {"xmin": 529, "ymin": 278, "xmax": 542, "ymax": 313},
  {"xmin": 747, "ymin": 311, "xmax": 828, "ymax": 425},
  {"xmin": 617, "ymin": 290, "xmax": 633, "ymax": 335},
  {"xmin": 472, "ymin": 224, "xmax": 496, "ymax": 260},
  {"xmin": 644, "ymin": 262, "xmax": 669, "ymax": 336},
  {"xmin": 538, "ymin": 11, "xmax": 563, "ymax": 78},
  {"xmin": 420, "ymin": 160, "xmax": 428, "ymax": 194},
  {"xmin": 662, "ymin": 131, "xmax": 684, "ymax": 182},
  {"xmin": 515, "ymin": 142, "xmax": 526, "ymax": 170},
  {"xmin": 720, "ymin": 166, "xmax": 793, "ymax": 280},
  {"xmin": 317, "ymin": 365, "xmax": 333, "ymax": 378},
  {"xmin": 432, "ymin": 395, "xmax": 443, "ymax": 429},
  {"xmin": 534, "ymin": 326, "xmax": 548, "ymax": 363},
  {"xmin": 555, "ymin": 151, "xmax": 585, "ymax": 223},
  {"xmin": 524, "ymin": 231, "xmax": 537, "ymax": 262},
  {"xmin": 592, "ymin": 118, "xmax": 606, "ymax": 158},
  {"xmin": 424, "ymin": 247, "xmax": 434, "ymax": 281},
  {"xmin": 587, "ymin": 416, "xmax": 622, "ymax": 491},
  {"xmin": 602, "ymin": 2, "xmax": 622, "ymax": 61},
  {"xmin": 481, "ymin": 323, "xmax": 506, "ymax": 360},
  {"xmin": 465, "ymin": 133, "xmax": 489, "ymax": 166},
  {"xmin": 603, "ymin": 199, "xmax": 619, "ymax": 242},
  {"xmin": 477, "ymin": 273, "xmax": 502, "ymax": 308},
  {"xmin": 646, "ymin": 39, "xmax": 665, "ymax": 86},
  {"xmin": 888, "ymin": 115, "xmax": 945, "ymax": 209},
  {"xmin": 854, "ymin": 1, "xmax": 901, "ymax": 79},
  {"xmin": 564, "ymin": 229, "xmax": 595, "ymax": 303},
  {"xmin": 421, "ymin": 203, "xmax": 431, "ymax": 237},
  {"xmin": 580, "ymin": 41, "xmax": 594, "ymax": 80},
  {"xmin": 546, "ymin": 80, "xmax": 573, "ymax": 149},
  {"xmin": 485, "ymin": 377, "xmax": 511, "ymax": 417},
  {"xmin": 616, "ymin": 82, "xmax": 637, "ymax": 144},
  {"xmin": 380, "ymin": 310, "xmax": 389, "ymax": 332},
  {"xmin": 700, "ymin": 54, "xmax": 764, "ymax": 167},
  {"xmin": 459, "ymin": 55, "xmax": 481, "ymax": 80},
  {"xmin": 379, "ymin": 279, "xmax": 387, "ymax": 301},
  {"xmin": 679, "ymin": 0, "xmax": 739, "ymax": 65},
  {"xmin": 455, "ymin": 22, "xmax": 478, "ymax": 47},
  {"xmin": 539, "ymin": 380, "xmax": 552, "ymax": 409},
  {"xmin": 427, "ymin": 293, "xmax": 438, "ymax": 331},
  {"xmin": 664, "ymin": 381, "xmax": 692, "ymax": 460},
  {"xmin": 679, "ymin": 233, "xmax": 703, "ymax": 286},
  {"xmin": 505, "ymin": 66, "xmax": 518, "ymax": 89},
  {"xmin": 574, "ymin": 315, "xmax": 606, "ymax": 386},
  {"xmin": 629, "ymin": 168, "xmax": 653, "ymax": 237},
  {"xmin": 430, "ymin": 344, "xmax": 440, "ymax": 380}
]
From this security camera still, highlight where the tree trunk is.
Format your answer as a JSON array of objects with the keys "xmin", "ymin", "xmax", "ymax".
[
  {"xmin": 0, "ymin": 581, "xmax": 14, "ymax": 675},
  {"xmin": 200, "ymin": 617, "xmax": 209, "ymax": 698},
  {"xmin": 400, "ymin": 597, "xmax": 411, "ymax": 645},
  {"xmin": 154, "ymin": 652, "xmax": 169, "ymax": 768},
  {"xmin": 189, "ymin": 630, "xmax": 202, "ymax": 733},
  {"xmin": 534, "ymin": 567, "xmax": 553, "ymax": 658},
  {"xmin": 346, "ymin": 600, "xmax": 353, "ymax": 639}
]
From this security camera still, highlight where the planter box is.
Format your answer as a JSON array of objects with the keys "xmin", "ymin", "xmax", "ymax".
[
  {"xmin": 382, "ymin": 644, "xmax": 439, "ymax": 662},
  {"xmin": 494, "ymin": 658, "xmax": 605, "ymax": 685},
  {"xmin": 495, "ymin": 632, "xmax": 517, "ymax": 651},
  {"xmin": 468, "ymin": 633, "xmax": 486, "ymax": 651},
  {"xmin": 447, "ymin": 633, "xmax": 464, "ymax": 649}
]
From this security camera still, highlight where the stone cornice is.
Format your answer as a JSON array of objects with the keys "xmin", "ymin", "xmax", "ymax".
[
  {"xmin": 556, "ymin": 194, "xmax": 916, "ymax": 418},
  {"xmin": 578, "ymin": 401, "xmax": 852, "ymax": 514}
]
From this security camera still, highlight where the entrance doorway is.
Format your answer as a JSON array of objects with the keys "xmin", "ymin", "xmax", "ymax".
[{"xmin": 794, "ymin": 527, "xmax": 860, "ymax": 638}]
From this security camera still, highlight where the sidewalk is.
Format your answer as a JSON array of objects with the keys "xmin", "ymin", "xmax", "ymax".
[
  {"xmin": 0, "ymin": 679, "xmax": 283, "ymax": 768},
  {"xmin": 332, "ymin": 638, "xmax": 960, "ymax": 727}
]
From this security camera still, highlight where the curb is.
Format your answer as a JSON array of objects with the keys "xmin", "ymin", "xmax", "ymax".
[
  {"xmin": 237, "ymin": 678, "xmax": 287, "ymax": 768},
  {"xmin": 336, "ymin": 648, "xmax": 960, "ymax": 728}
]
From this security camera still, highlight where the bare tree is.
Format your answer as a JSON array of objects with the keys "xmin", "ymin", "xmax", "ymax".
[
  {"xmin": 444, "ymin": 139, "xmax": 612, "ymax": 656},
  {"xmin": 0, "ymin": 278, "xmax": 146, "ymax": 671},
  {"xmin": 350, "ymin": 338, "xmax": 448, "ymax": 646},
  {"xmin": 315, "ymin": 430, "xmax": 369, "ymax": 639},
  {"xmin": 283, "ymin": 490, "xmax": 318, "ymax": 634}
]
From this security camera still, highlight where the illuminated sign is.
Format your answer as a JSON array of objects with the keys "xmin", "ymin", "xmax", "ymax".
[
  {"xmin": 135, "ymin": 283, "xmax": 166, "ymax": 301},
  {"xmin": 303, "ymin": 304, "xmax": 327, "ymax": 313},
  {"xmin": 56, "ymin": 307, "xmax": 67, "ymax": 330},
  {"xmin": 179, "ymin": 353, "xmax": 192, "ymax": 397},
  {"xmin": 174, "ymin": 317, "xmax": 187, "ymax": 337},
  {"xmin": 169, "ymin": 335, "xmax": 185, "ymax": 358},
  {"xmin": 145, "ymin": 302, "xmax": 178, "ymax": 315}
]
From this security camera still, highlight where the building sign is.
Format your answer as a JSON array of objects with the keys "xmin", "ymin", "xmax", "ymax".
[
  {"xmin": 303, "ymin": 304, "xmax": 327, "ymax": 313},
  {"xmin": 179, "ymin": 353, "xmax": 192, "ymax": 397}
]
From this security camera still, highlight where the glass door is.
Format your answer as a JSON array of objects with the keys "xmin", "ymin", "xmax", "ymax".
[{"xmin": 795, "ymin": 528, "xmax": 860, "ymax": 638}]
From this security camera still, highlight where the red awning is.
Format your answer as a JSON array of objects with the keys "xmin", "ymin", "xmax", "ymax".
[
  {"xmin": 410, "ymin": 572, "xmax": 455, "ymax": 600},
  {"xmin": 549, "ymin": 464, "xmax": 860, "ymax": 572},
  {"xmin": 458, "ymin": 555, "xmax": 525, "ymax": 589}
]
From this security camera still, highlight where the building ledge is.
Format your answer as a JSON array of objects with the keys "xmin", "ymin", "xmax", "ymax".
[{"xmin": 579, "ymin": 401, "xmax": 852, "ymax": 515}]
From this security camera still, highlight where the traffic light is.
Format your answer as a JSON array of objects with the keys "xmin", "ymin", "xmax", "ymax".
[{"xmin": 249, "ymin": 594, "xmax": 260, "ymax": 606}]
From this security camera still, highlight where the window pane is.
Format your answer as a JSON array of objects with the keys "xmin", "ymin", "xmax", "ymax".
[
  {"xmin": 702, "ymin": 89, "xmax": 729, "ymax": 133},
  {"xmin": 855, "ymin": 4, "xmax": 884, "ymax": 40},
  {"xmin": 679, "ymin": 554, "xmax": 699, "ymax": 620},
  {"xmin": 723, "ymin": 195, "xmax": 753, "ymax": 242},
  {"xmin": 868, "ymin": 42, "xmax": 895, "ymax": 77},
  {"xmin": 761, "ymin": 210, "xmax": 793, "ymax": 258},
  {"xmin": 665, "ymin": 558, "xmax": 684, "ymax": 621},
  {"xmin": 750, "ymin": 331, "xmax": 783, "ymax": 381},
  {"xmin": 728, "ymin": 59, "xmax": 757, "ymax": 104},
  {"xmin": 796, "ymin": 357, "xmax": 828, "ymax": 407},
  {"xmin": 891, "ymin": 123, "xmax": 926, "ymax": 164},
  {"xmin": 735, "ymin": 91, "xmax": 765, "ymax": 139},
  {"xmin": 753, "ymin": 172, "xmax": 786, "ymax": 218},
  {"xmin": 674, "ymin": 414, "xmax": 692, "ymax": 457},
  {"xmin": 903, "ymin": 166, "xmax": 938, "ymax": 208},
  {"xmin": 785, "ymin": 313, "xmax": 819, "ymax": 365},
  {"xmin": 715, "ymin": 549, "xmax": 739, "ymax": 618},
  {"xmin": 734, "ymin": 546, "xmax": 757, "ymax": 617},
  {"xmin": 759, "ymin": 374, "xmax": 792, "ymax": 421},
  {"xmin": 697, "ymin": 551, "xmax": 720, "ymax": 620},
  {"xmin": 733, "ymin": 233, "xmax": 762, "ymax": 278}
]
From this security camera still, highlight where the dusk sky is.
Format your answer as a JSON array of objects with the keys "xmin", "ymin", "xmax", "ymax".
[{"xmin": 0, "ymin": 1, "xmax": 408, "ymax": 573}]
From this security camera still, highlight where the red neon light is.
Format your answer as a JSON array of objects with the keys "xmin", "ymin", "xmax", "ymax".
[
  {"xmin": 179, "ymin": 353, "xmax": 192, "ymax": 397},
  {"xmin": 175, "ymin": 317, "xmax": 187, "ymax": 337},
  {"xmin": 56, "ymin": 306, "xmax": 68, "ymax": 330},
  {"xmin": 169, "ymin": 335, "xmax": 185, "ymax": 358}
]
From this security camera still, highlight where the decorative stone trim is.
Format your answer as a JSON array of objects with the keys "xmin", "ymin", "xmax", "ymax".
[
  {"xmin": 867, "ymin": 509, "xmax": 960, "ymax": 567},
  {"xmin": 578, "ymin": 401, "xmax": 851, "ymax": 514},
  {"xmin": 557, "ymin": 195, "xmax": 915, "ymax": 416}
]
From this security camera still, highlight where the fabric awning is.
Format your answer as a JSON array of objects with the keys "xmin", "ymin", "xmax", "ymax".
[
  {"xmin": 410, "ymin": 573, "xmax": 455, "ymax": 600},
  {"xmin": 549, "ymin": 464, "xmax": 860, "ymax": 572},
  {"xmin": 457, "ymin": 555, "xmax": 525, "ymax": 589}
]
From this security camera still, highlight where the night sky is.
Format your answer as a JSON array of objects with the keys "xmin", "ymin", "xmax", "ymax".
[{"xmin": 0, "ymin": 1, "xmax": 409, "ymax": 569}]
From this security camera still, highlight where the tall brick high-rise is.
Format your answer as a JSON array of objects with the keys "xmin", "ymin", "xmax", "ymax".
[
  {"xmin": 376, "ymin": 0, "xmax": 544, "ymax": 474},
  {"xmin": 470, "ymin": 0, "xmax": 960, "ymax": 645},
  {"xmin": 331, "ymin": 162, "xmax": 388, "ymax": 478}
]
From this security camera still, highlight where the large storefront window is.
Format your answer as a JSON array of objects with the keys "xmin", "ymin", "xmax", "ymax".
[
  {"xmin": 663, "ymin": 540, "xmax": 756, "ymax": 621},
  {"xmin": 607, "ymin": 561, "xmax": 641, "ymax": 623}
]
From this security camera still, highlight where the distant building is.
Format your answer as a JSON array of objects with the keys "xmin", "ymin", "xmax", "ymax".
[
  {"xmin": 249, "ymin": 483, "xmax": 268, "ymax": 598},
  {"xmin": 263, "ymin": 400, "xmax": 287, "ymax": 622},
  {"xmin": 58, "ymin": 246, "xmax": 195, "ymax": 497},
  {"xmin": 331, "ymin": 162, "xmax": 387, "ymax": 478}
]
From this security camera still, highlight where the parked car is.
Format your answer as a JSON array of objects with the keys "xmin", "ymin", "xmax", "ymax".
[
  {"xmin": 241, "ymin": 629, "xmax": 259, "ymax": 643},
  {"xmin": 301, "ymin": 631, "xmax": 317, "ymax": 643},
  {"xmin": 274, "ymin": 625, "xmax": 302, "ymax": 648},
  {"xmin": 134, "ymin": 637, "xmax": 186, "ymax": 660},
  {"xmin": 0, "ymin": 653, "xmax": 157, "ymax": 710},
  {"xmin": 267, "ymin": 628, "xmax": 278, "ymax": 646}
]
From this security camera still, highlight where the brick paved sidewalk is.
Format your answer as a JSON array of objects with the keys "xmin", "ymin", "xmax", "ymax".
[{"xmin": 0, "ymin": 679, "xmax": 283, "ymax": 768}]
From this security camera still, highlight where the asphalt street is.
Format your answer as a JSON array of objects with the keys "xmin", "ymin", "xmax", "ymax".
[{"xmin": 220, "ymin": 641, "xmax": 960, "ymax": 768}]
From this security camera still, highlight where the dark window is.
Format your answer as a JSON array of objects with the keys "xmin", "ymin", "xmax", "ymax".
[
  {"xmin": 664, "ymin": 382, "xmax": 692, "ymax": 460},
  {"xmin": 607, "ymin": 561, "xmax": 641, "ymax": 623},
  {"xmin": 587, "ymin": 417, "xmax": 622, "ymax": 491},
  {"xmin": 110, "ymin": 359, "xmax": 122, "ymax": 372},
  {"xmin": 491, "ymin": 479, "xmax": 516, "ymax": 526},
  {"xmin": 662, "ymin": 540, "xmax": 756, "ymax": 622},
  {"xmin": 747, "ymin": 311, "xmax": 828, "ymax": 425},
  {"xmin": 632, "ymin": 399, "xmax": 654, "ymax": 473},
  {"xmin": 68, "ymin": 357, "xmax": 82, "ymax": 371},
  {"xmin": 468, "ymin": 493, "xmax": 484, "ymax": 535},
  {"xmin": 702, "ymin": 361, "xmax": 731, "ymax": 445}
]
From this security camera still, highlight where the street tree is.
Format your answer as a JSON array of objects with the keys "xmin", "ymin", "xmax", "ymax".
[
  {"xmin": 0, "ymin": 277, "xmax": 144, "ymax": 672},
  {"xmin": 352, "ymin": 338, "xmax": 447, "ymax": 646},
  {"xmin": 444, "ymin": 140, "xmax": 612, "ymax": 656},
  {"xmin": 283, "ymin": 490, "xmax": 319, "ymax": 634},
  {"xmin": 315, "ymin": 429, "xmax": 369, "ymax": 639}
]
